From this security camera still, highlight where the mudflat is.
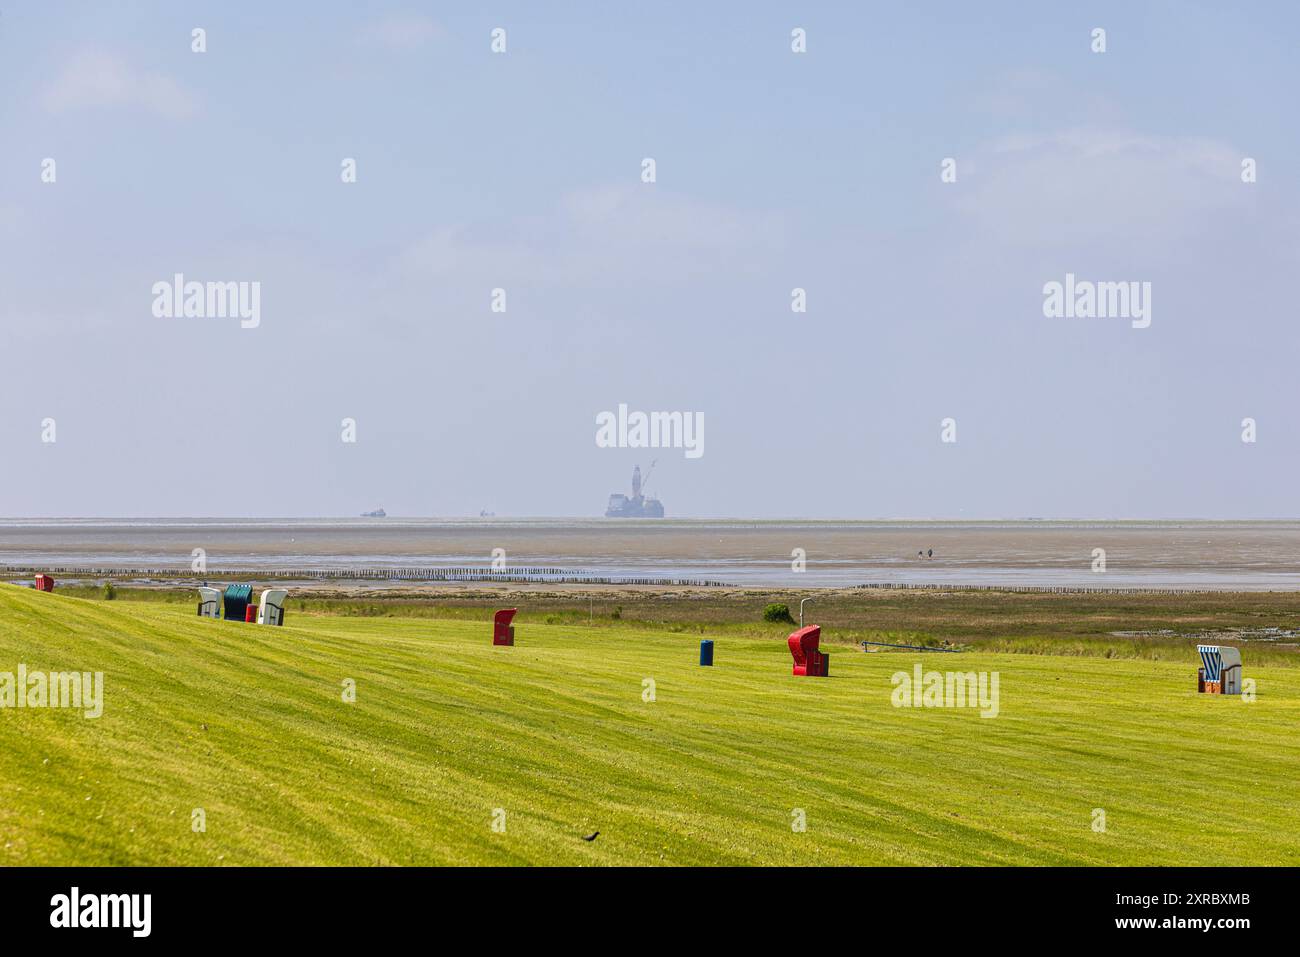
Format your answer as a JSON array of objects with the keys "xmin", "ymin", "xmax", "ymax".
[{"xmin": 4, "ymin": 518, "xmax": 1300, "ymax": 589}]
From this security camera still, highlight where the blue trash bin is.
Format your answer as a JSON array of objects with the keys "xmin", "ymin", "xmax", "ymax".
[{"xmin": 700, "ymin": 639, "xmax": 714, "ymax": 666}]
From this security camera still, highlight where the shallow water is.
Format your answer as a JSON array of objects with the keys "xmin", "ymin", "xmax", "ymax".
[{"xmin": 5, "ymin": 518, "xmax": 1300, "ymax": 590}]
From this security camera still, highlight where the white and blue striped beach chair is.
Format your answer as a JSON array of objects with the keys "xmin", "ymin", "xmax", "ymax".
[{"xmin": 1197, "ymin": 644, "xmax": 1242, "ymax": 695}]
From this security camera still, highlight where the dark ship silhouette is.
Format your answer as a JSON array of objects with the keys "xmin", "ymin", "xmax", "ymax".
[{"xmin": 605, "ymin": 464, "xmax": 664, "ymax": 518}]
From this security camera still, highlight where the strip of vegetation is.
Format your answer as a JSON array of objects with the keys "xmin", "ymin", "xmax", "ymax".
[{"xmin": 32, "ymin": 582, "xmax": 1300, "ymax": 664}]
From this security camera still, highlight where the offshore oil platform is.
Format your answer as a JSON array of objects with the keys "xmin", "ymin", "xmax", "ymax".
[{"xmin": 604, "ymin": 463, "xmax": 665, "ymax": 518}]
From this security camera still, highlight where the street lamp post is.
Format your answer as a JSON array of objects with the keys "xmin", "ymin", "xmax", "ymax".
[{"xmin": 799, "ymin": 597, "xmax": 813, "ymax": 629}]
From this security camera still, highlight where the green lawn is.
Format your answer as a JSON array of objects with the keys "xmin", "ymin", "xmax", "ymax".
[{"xmin": 2, "ymin": 583, "xmax": 1298, "ymax": 865}]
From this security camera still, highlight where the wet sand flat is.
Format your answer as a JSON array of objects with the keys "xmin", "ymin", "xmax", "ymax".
[{"xmin": 4, "ymin": 518, "xmax": 1300, "ymax": 589}]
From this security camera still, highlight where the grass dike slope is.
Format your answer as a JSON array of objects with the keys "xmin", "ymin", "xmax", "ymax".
[{"xmin": 2, "ymin": 584, "xmax": 1299, "ymax": 865}]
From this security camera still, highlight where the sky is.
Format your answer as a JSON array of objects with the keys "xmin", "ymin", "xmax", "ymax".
[{"xmin": 2, "ymin": 1, "xmax": 1298, "ymax": 519}]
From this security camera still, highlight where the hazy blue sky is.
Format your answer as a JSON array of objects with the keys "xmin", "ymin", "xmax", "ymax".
[{"xmin": 2, "ymin": 2, "xmax": 1298, "ymax": 518}]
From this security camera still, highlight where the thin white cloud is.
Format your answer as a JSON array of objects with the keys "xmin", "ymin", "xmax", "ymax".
[
  {"xmin": 395, "ymin": 185, "xmax": 784, "ymax": 286},
  {"xmin": 41, "ymin": 51, "xmax": 197, "ymax": 119},
  {"xmin": 364, "ymin": 13, "xmax": 442, "ymax": 50},
  {"xmin": 0, "ymin": 203, "xmax": 19, "ymax": 240},
  {"xmin": 956, "ymin": 128, "xmax": 1247, "ymax": 251}
]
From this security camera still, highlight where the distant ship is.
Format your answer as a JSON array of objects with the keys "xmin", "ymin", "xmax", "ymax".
[
  {"xmin": 605, "ymin": 464, "xmax": 665, "ymax": 518},
  {"xmin": 360, "ymin": 507, "xmax": 387, "ymax": 518}
]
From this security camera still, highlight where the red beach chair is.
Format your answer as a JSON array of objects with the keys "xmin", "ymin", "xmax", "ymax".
[
  {"xmin": 493, "ymin": 609, "xmax": 517, "ymax": 646},
  {"xmin": 788, "ymin": 625, "xmax": 829, "ymax": 677}
]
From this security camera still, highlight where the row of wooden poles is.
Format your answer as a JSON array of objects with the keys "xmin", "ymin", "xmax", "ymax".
[
  {"xmin": 1, "ymin": 565, "xmax": 1243, "ymax": 593},
  {"xmin": 853, "ymin": 582, "xmax": 1228, "ymax": 595},
  {"xmin": 0, "ymin": 565, "xmax": 730, "ymax": 588}
]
